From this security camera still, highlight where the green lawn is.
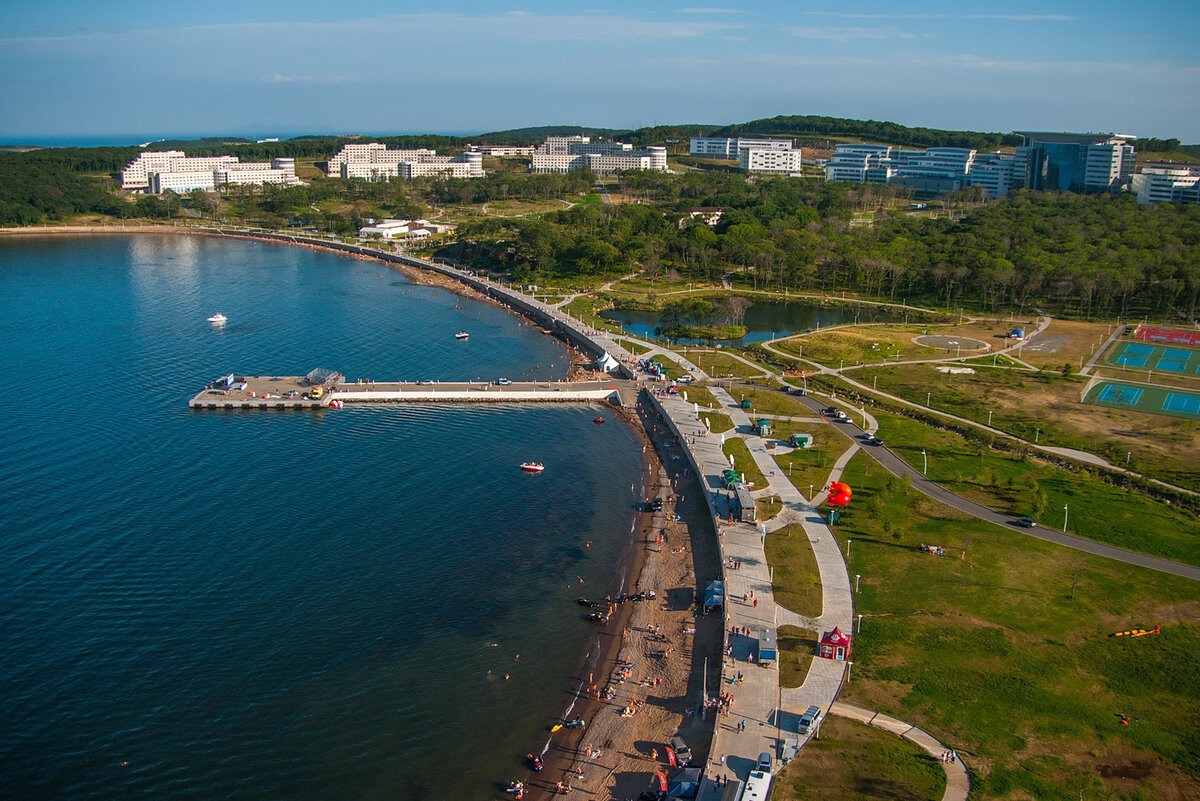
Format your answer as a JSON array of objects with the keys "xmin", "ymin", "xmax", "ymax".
[
  {"xmin": 774, "ymin": 715, "xmax": 947, "ymax": 801},
  {"xmin": 770, "ymin": 424, "xmax": 853, "ymax": 500},
  {"xmin": 677, "ymin": 348, "xmax": 772, "ymax": 381},
  {"xmin": 861, "ymin": 362, "xmax": 1200, "ymax": 491},
  {"xmin": 700, "ymin": 412, "xmax": 733, "ymax": 434},
  {"xmin": 766, "ymin": 525, "xmax": 822, "ymax": 619},
  {"xmin": 822, "ymin": 451, "xmax": 1200, "ymax": 801},
  {"xmin": 872, "ymin": 410, "xmax": 1200, "ymax": 566},
  {"xmin": 778, "ymin": 624, "xmax": 819, "ymax": 690},
  {"xmin": 722, "ymin": 437, "xmax": 767, "ymax": 490}
]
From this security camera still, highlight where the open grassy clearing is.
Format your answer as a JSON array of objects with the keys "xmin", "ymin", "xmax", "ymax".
[
  {"xmin": 770, "ymin": 424, "xmax": 853, "ymax": 500},
  {"xmin": 677, "ymin": 348, "xmax": 771, "ymax": 380},
  {"xmin": 861, "ymin": 361, "xmax": 1200, "ymax": 491},
  {"xmin": 562, "ymin": 295, "xmax": 625, "ymax": 331},
  {"xmin": 480, "ymin": 198, "xmax": 573, "ymax": 216},
  {"xmin": 721, "ymin": 438, "xmax": 767, "ymax": 490},
  {"xmin": 870, "ymin": 410, "xmax": 1200, "ymax": 565},
  {"xmin": 777, "ymin": 327, "xmax": 941, "ymax": 367},
  {"xmin": 700, "ymin": 412, "xmax": 734, "ymax": 434},
  {"xmin": 727, "ymin": 386, "xmax": 816, "ymax": 418},
  {"xmin": 777, "ymin": 625, "xmax": 818, "ymax": 690},
  {"xmin": 677, "ymin": 385, "xmax": 718, "ymax": 410},
  {"xmin": 822, "ymin": 452, "xmax": 1200, "ymax": 801},
  {"xmin": 1016, "ymin": 319, "xmax": 1118, "ymax": 370},
  {"xmin": 774, "ymin": 715, "xmax": 947, "ymax": 801},
  {"xmin": 765, "ymin": 524, "xmax": 823, "ymax": 620},
  {"xmin": 756, "ymin": 494, "xmax": 784, "ymax": 521}
]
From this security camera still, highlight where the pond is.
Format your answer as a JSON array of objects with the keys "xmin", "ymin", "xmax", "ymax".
[{"xmin": 601, "ymin": 298, "xmax": 904, "ymax": 345}]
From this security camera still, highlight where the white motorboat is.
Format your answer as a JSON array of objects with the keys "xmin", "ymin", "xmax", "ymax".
[
  {"xmin": 455, "ymin": 331, "xmax": 469, "ymax": 340},
  {"xmin": 207, "ymin": 313, "xmax": 227, "ymax": 324}
]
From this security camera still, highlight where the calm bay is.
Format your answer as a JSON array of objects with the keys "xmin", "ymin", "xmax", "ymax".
[{"xmin": 0, "ymin": 234, "xmax": 644, "ymax": 800}]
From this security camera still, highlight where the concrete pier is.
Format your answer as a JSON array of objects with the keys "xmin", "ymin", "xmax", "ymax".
[{"xmin": 191, "ymin": 377, "xmax": 632, "ymax": 409}]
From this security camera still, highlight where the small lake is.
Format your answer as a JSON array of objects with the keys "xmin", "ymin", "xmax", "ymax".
[{"xmin": 601, "ymin": 299, "xmax": 903, "ymax": 345}]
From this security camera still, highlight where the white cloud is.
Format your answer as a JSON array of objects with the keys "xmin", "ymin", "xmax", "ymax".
[
  {"xmin": 678, "ymin": 7, "xmax": 743, "ymax": 13},
  {"xmin": 785, "ymin": 26, "xmax": 915, "ymax": 42},
  {"xmin": 802, "ymin": 12, "xmax": 1073, "ymax": 22}
]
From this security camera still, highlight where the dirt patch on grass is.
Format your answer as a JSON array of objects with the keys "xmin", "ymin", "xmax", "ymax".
[{"xmin": 1018, "ymin": 319, "xmax": 1115, "ymax": 369}]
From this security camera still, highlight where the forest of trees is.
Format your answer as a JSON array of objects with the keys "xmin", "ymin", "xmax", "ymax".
[{"xmin": 444, "ymin": 171, "xmax": 1200, "ymax": 320}]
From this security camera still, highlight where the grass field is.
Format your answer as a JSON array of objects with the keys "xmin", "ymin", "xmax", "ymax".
[
  {"xmin": 700, "ymin": 412, "xmax": 733, "ymax": 434},
  {"xmin": 765, "ymin": 524, "xmax": 823, "ymax": 620},
  {"xmin": 858, "ymin": 363, "xmax": 1200, "ymax": 492},
  {"xmin": 870, "ymin": 410, "xmax": 1200, "ymax": 566},
  {"xmin": 769, "ymin": 424, "xmax": 853, "ymax": 501},
  {"xmin": 678, "ymin": 348, "xmax": 771, "ymax": 381},
  {"xmin": 774, "ymin": 716, "xmax": 947, "ymax": 801},
  {"xmin": 821, "ymin": 452, "xmax": 1200, "ymax": 801},
  {"xmin": 722, "ymin": 438, "xmax": 767, "ymax": 490}
]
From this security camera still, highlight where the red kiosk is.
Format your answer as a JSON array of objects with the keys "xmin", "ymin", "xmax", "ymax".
[{"xmin": 819, "ymin": 627, "xmax": 853, "ymax": 661}]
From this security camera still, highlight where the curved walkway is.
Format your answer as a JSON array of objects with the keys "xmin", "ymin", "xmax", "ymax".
[{"xmin": 829, "ymin": 702, "xmax": 970, "ymax": 801}]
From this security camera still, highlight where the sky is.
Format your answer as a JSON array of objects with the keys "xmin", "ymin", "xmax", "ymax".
[{"xmin": 1, "ymin": 0, "xmax": 1198, "ymax": 144}]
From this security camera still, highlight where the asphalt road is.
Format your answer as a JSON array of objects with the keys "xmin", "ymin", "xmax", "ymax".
[{"xmin": 779, "ymin": 388, "xmax": 1200, "ymax": 582}]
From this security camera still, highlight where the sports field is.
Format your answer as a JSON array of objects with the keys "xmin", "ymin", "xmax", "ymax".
[
  {"xmin": 1106, "ymin": 340, "xmax": 1200, "ymax": 375},
  {"xmin": 1084, "ymin": 379, "xmax": 1200, "ymax": 420}
]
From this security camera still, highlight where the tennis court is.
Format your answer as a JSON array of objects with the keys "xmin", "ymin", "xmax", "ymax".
[
  {"xmin": 1106, "ymin": 340, "xmax": 1200, "ymax": 375},
  {"xmin": 1085, "ymin": 381, "xmax": 1200, "ymax": 420}
]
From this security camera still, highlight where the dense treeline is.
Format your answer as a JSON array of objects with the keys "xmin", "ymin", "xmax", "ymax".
[
  {"xmin": 0, "ymin": 147, "xmax": 137, "ymax": 224},
  {"xmin": 447, "ymin": 172, "xmax": 1200, "ymax": 319},
  {"xmin": 708, "ymin": 115, "xmax": 1024, "ymax": 151}
]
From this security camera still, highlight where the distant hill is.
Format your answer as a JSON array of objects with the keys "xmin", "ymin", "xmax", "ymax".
[
  {"xmin": 470, "ymin": 125, "xmax": 621, "ymax": 145},
  {"xmin": 706, "ymin": 115, "xmax": 1023, "ymax": 151}
]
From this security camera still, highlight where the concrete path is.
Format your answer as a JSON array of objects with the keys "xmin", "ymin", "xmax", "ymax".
[{"xmin": 829, "ymin": 702, "xmax": 970, "ymax": 801}]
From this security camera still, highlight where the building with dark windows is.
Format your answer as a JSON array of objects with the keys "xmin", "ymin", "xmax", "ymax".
[{"xmin": 1014, "ymin": 132, "xmax": 1137, "ymax": 193}]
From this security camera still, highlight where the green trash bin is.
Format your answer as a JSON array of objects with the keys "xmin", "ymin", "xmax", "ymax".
[{"xmin": 741, "ymin": 399, "xmax": 752, "ymax": 409}]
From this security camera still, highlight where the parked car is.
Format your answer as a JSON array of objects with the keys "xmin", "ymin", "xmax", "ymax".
[
  {"xmin": 867, "ymin": 436, "xmax": 883, "ymax": 446},
  {"xmin": 496, "ymin": 378, "xmax": 512, "ymax": 385},
  {"xmin": 756, "ymin": 752, "xmax": 773, "ymax": 771},
  {"xmin": 822, "ymin": 406, "xmax": 839, "ymax": 415},
  {"xmin": 670, "ymin": 736, "xmax": 692, "ymax": 767},
  {"xmin": 650, "ymin": 497, "xmax": 664, "ymax": 512}
]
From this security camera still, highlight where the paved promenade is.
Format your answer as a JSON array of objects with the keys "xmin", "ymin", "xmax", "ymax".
[
  {"xmin": 638, "ymin": 364, "xmax": 856, "ymax": 783},
  {"xmin": 830, "ymin": 702, "xmax": 970, "ymax": 801}
]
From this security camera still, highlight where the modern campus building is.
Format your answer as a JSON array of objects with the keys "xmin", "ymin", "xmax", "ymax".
[
  {"xmin": 467, "ymin": 145, "xmax": 535, "ymax": 157},
  {"xmin": 121, "ymin": 151, "xmax": 303, "ymax": 193},
  {"xmin": 1132, "ymin": 164, "xmax": 1200, "ymax": 205},
  {"xmin": 529, "ymin": 136, "xmax": 667, "ymax": 174},
  {"xmin": 690, "ymin": 137, "xmax": 795, "ymax": 159},
  {"xmin": 1014, "ymin": 132, "xmax": 1137, "ymax": 193},
  {"xmin": 327, "ymin": 143, "xmax": 484, "ymax": 181},
  {"xmin": 824, "ymin": 132, "xmax": 1134, "ymax": 199},
  {"xmin": 739, "ymin": 145, "xmax": 803, "ymax": 176},
  {"xmin": 357, "ymin": 218, "xmax": 455, "ymax": 243}
]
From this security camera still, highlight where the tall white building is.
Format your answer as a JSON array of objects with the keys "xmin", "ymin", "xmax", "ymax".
[
  {"xmin": 824, "ymin": 141, "xmax": 1047, "ymax": 199},
  {"xmin": 125, "ymin": 152, "xmax": 301, "ymax": 193},
  {"xmin": 1132, "ymin": 164, "xmax": 1200, "ymax": 205},
  {"xmin": 691, "ymin": 137, "xmax": 794, "ymax": 159},
  {"xmin": 327, "ymin": 143, "xmax": 484, "ymax": 180},
  {"xmin": 739, "ymin": 146, "xmax": 803, "ymax": 175},
  {"xmin": 530, "ymin": 136, "xmax": 668, "ymax": 174}
]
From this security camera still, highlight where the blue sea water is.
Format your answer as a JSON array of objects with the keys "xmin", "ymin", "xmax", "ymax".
[{"xmin": 0, "ymin": 235, "xmax": 644, "ymax": 800}]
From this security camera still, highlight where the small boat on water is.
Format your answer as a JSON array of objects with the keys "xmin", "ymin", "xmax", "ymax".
[
  {"xmin": 519, "ymin": 462, "xmax": 545, "ymax": 473},
  {"xmin": 207, "ymin": 313, "xmax": 227, "ymax": 324},
  {"xmin": 455, "ymin": 331, "xmax": 469, "ymax": 340},
  {"xmin": 593, "ymin": 417, "xmax": 604, "ymax": 424}
]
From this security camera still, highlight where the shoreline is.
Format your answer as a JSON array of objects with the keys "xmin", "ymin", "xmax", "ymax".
[{"xmin": 2, "ymin": 224, "xmax": 714, "ymax": 799}]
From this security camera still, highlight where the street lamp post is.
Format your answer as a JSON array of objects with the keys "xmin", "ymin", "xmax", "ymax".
[
  {"xmin": 922, "ymin": 449, "xmax": 927, "ymax": 474},
  {"xmin": 1063, "ymin": 504, "xmax": 1069, "ymax": 532},
  {"xmin": 857, "ymin": 613, "xmax": 863, "ymax": 633},
  {"xmin": 809, "ymin": 484, "xmax": 814, "ymax": 501},
  {"xmin": 926, "ymin": 391, "xmax": 931, "ymax": 407},
  {"xmin": 1035, "ymin": 428, "xmax": 1041, "ymax": 444},
  {"xmin": 855, "ymin": 574, "xmax": 861, "ymax": 592},
  {"xmin": 846, "ymin": 661, "xmax": 853, "ymax": 683},
  {"xmin": 873, "ymin": 375, "xmax": 877, "ymax": 390},
  {"xmin": 846, "ymin": 539, "xmax": 852, "ymax": 559},
  {"xmin": 988, "ymin": 410, "xmax": 993, "ymax": 427}
]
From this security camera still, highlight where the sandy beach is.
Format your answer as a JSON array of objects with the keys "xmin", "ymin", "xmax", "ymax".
[{"xmin": 507, "ymin": 396, "xmax": 722, "ymax": 800}]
